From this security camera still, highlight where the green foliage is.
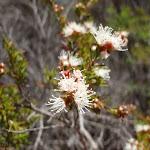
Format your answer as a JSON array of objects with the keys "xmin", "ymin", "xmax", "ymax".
[
  {"xmin": 3, "ymin": 35, "xmax": 28, "ymax": 88},
  {"xmin": 43, "ymin": 66, "xmax": 57, "ymax": 86},
  {"xmin": 138, "ymin": 132, "xmax": 150, "ymax": 150},
  {"xmin": 124, "ymin": 82, "xmax": 150, "ymax": 95},
  {"xmin": 0, "ymin": 36, "xmax": 37, "ymax": 149},
  {"xmin": 0, "ymin": 86, "xmax": 30, "ymax": 149},
  {"xmin": 107, "ymin": 6, "xmax": 149, "ymax": 40},
  {"xmin": 135, "ymin": 117, "xmax": 150, "ymax": 150},
  {"xmin": 131, "ymin": 45, "xmax": 150, "ymax": 65}
]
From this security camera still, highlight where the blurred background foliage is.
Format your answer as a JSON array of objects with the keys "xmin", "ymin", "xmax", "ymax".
[
  {"xmin": 107, "ymin": 5, "xmax": 150, "ymax": 65},
  {"xmin": 105, "ymin": 0, "xmax": 150, "ymax": 113},
  {"xmin": 97, "ymin": 1, "xmax": 150, "ymax": 114}
]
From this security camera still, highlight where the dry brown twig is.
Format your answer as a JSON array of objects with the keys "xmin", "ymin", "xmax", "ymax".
[
  {"xmin": 2, "ymin": 124, "xmax": 64, "ymax": 134},
  {"xmin": 33, "ymin": 115, "xmax": 44, "ymax": 150},
  {"xmin": 79, "ymin": 114, "xmax": 98, "ymax": 150}
]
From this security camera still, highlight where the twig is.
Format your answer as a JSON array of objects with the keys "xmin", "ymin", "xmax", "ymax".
[
  {"xmin": 75, "ymin": 127, "xmax": 87, "ymax": 150},
  {"xmin": 63, "ymin": 0, "xmax": 77, "ymax": 18},
  {"xmin": 74, "ymin": 106, "xmax": 87, "ymax": 150},
  {"xmin": 97, "ymin": 130, "xmax": 104, "ymax": 149},
  {"xmin": 84, "ymin": 119, "xmax": 127, "ymax": 141},
  {"xmin": 86, "ymin": 113, "xmax": 136, "ymax": 125},
  {"xmin": 25, "ymin": 103, "xmax": 70, "ymax": 125},
  {"xmin": 79, "ymin": 114, "xmax": 98, "ymax": 150},
  {"xmin": 32, "ymin": 0, "xmax": 46, "ymax": 38},
  {"xmin": 33, "ymin": 115, "xmax": 44, "ymax": 150},
  {"xmin": 2, "ymin": 124, "xmax": 64, "ymax": 134},
  {"xmin": 28, "ymin": 103, "xmax": 54, "ymax": 117},
  {"xmin": 39, "ymin": 140, "xmax": 49, "ymax": 150}
]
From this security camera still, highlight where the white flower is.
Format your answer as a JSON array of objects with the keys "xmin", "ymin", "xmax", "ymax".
[
  {"xmin": 91, "ymin": 24, "xmax": 127, "ymax": 51},
  {"xmin": 84, "ymin": 21, "xmax": 97, "ymax": 33},
  {"xmin": 68, "ymin": 52, "xmax": 83, "ymax": 67},
  {"xmin": 124, "ymin": 138, "xmax": 138, "ymax": 150},
  {"xmin": 58, "ymin": 50, "xmax": 69, "ymax": 66},
  {"xmin": 58, "ymin": 50, "xmax": 83, "ymax": 67},
  {"xmin": 73, "ymin": 69, "xmax": 83, "ymax": 79},
  {"xmin": 63, "ymin": 60, "xmax": 69, "ymax": 66},
  {"xmin": 48, "ymin": 70, "xmax": 95, "ymax": 114},
  {"xmin": 73, "ymin": 79, "xmax": 95, "ymax": 114},
  {"xmin": 58, "ymin": 75, "xmax": 77, "ymax": 92},
  {"xmin": 91, "ymin": 45, "xmax": 97, "ymax": 51},
  {"xmin": 58, "ymin": 50, "xmax": 68, "ymax": 60},
  {"xmin": 62, "ymin": 22, "xmax": 87, "ymax": 37},
  {"xmin": 135, "ymin": 124, "xmax": 150, "ymax": 132},
  {"xmin": 94, "ymin": 68, "xmax": 111, "ymax": 81},
  {"xmin": 46, "ymin": 96, "xmax": 67, "ymax": 114},
  {"xmin": 116, "ymin": 31, "xmax": 129, "ymax": 38},
  {"xmin": 143, "ymin": 125, "xmax": 150, "ymax": 131}
]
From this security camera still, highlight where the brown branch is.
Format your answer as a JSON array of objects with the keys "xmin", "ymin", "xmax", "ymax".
[
  {"xmin": 27, "ymin": 103, "xmax": 54, "ymax": 117},
  {"xmin": 33, "ymin": 115, "xmax": 44, "ymax": 150},
  {"xmin": 74, "ymin": 106, "xmax": 87, "ymax": 150},
  {"xmin": 2, "ymin": 124, "xmax": 64, "ymax": 134},
  {"xmin": 75, "ymin": 127, "xmax": 87, "ymax": 150},
  {"xmin": 24, "ymin": 103, "xmax": 70, "ymax": 125},
  {"xmin": 18, "ymin": 84, "xmax": 71, "ymax": 125},
  {"xmin": 79, "ymin": 114, "xmax": 98, "ymax": 150}
]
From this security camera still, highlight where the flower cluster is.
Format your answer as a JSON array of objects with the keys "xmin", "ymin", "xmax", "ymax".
[
  {"xmin": 91, "ymin": 24, "xmax": 128, "ymax": 59},
  {"xmin": 94, "ymin": 67, "xmax": 111, "ymax": 81},
  {"xmin": 75, "ymin": 2, "xmax": 85, "ymax": 9},
  {"xmin": 58, "ymin": 50, "xmax": 83, "ymax": 67},
  {"xmin": 47, "ymin": 70, "xmax": 95, "ymax": 114},
  {"xmin": 91, "ymin": 24, "xmax": 127, "ymax": 50},
  {"xmin": 53, "ymin": 4, "xmax": 64, "ymax": 13},
  {"xmin": 62, "ymin": 22, "xmax": 87, "ymax": 37},
  {"xmin": 84, "ymin": 21, "xmax": 97, "ymax": 33},
  {"xmin": 124, "ymin": 138, "xmax": 138, "ymax": 150},
  {"xmin": 62, "ymin": 21, "xmax": 97, "ymax": 37},
  {"xmin": 135, "ymin": 124, "xmax": 150, "ymax": 132},
  {"xmin": 47, "ymin": 19, "xmax": 129, "ymax": 118}
]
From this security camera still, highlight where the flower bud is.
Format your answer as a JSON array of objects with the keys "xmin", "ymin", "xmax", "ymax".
[
  {"xmin": 54, "ymin": 4, "xmax": 58, "ymax": 8},
  {"xmin": 123, "ymin": 105, "xmax": 127, "ymax": 109},
  {"xmin": 60, "ymin": 6, "xmax": 64, "ymax": 11},
  {"xmin": 0, "ymin": 68, "xmax": 5, "ymax": 74},
  {"xmin": 118, "ymin": 106, "xmax": 123, "ymax": 111},
  {"xmin": 54, "ymin": 7, "xmax": 58, "ymax": 12},
  {"xmin": 93, "ymin": 103, "xmax": 97, "ymax": 108},
  {"xmin": 75, "ymin": 2, "xmax": 85, "ymax": 9},
  {"xmin": 91, "ymin": 45, "xmax": 97, "ymax": 51},
  {"xmin": 94, "ymin": 98, "xmax": 99, "ymax": 102},
  {"xmin": 0, "ymin": 63, "xmax": 5, "ymax": 68}
]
